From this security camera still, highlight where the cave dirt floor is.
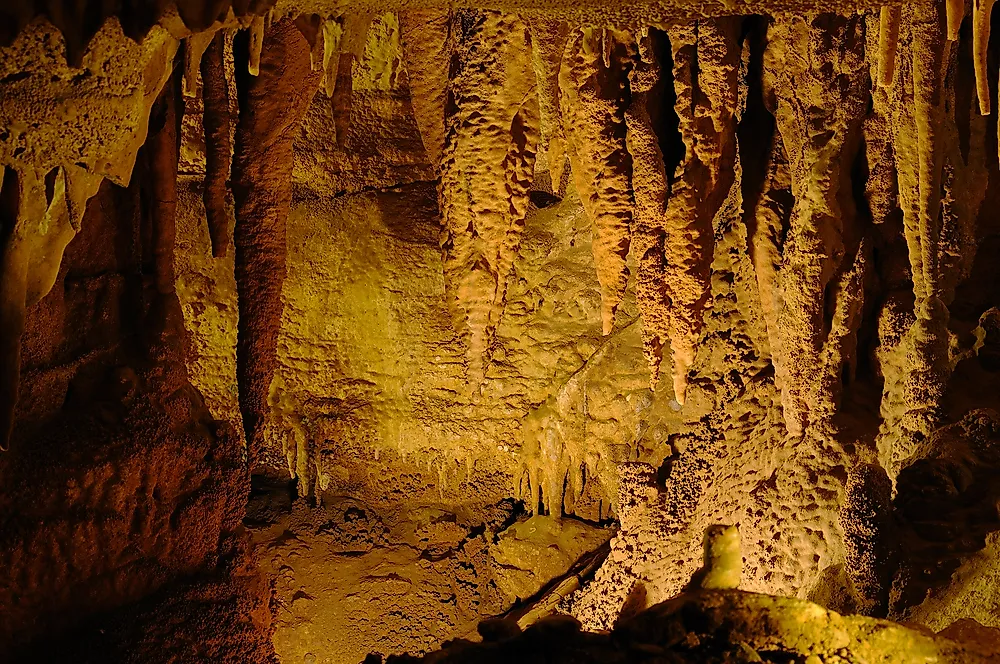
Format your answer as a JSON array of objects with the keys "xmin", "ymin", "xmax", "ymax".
[{"xmin": 246, "ymin": 477, "xmax": 612, "ymax": 662}]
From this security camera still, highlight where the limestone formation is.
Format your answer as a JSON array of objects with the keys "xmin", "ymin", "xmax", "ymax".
[
  {"xmin": 6, "ymin": 1, "xmax": 1000, "ymax": 662},
  {"xmin": 231, "ymin": 18, "xmax": 322, "ymax": 461},
  {"xmin": 559, "ymin": 27, "xmax": 635, "ymax": 336}
]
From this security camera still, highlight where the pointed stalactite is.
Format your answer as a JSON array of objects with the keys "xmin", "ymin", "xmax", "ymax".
[
  {"xmin": 201, "ymin": 31, "xmax": 232, "ymax": 258},
  {"xmin": 877, "ymin": 5, "xmax": 901, "ymax": 89},
  {"xmin": 232, "ymin": 19, "xmax": 323, "ymax": 461},
  {"xmin": 527, "ymin": 18, "xmax": 571, "ymax": 193},
  {"xmin": 624, "ymin": 30, "xmax": 671, "ymax": 390},
  {"xmin": 437, "ymin": 10, "xmax": 540, "ymax": 383},
  {"xmin": 183, "ymin": 30, "xmax": 215, "ymax": 98},
  {"xmin": 322, "ymin": 18, "xmax": 344, "ymax": 97},
  {"xmin": 973, "ymin": 0, "xmax": 996, "ymax": 114},
  {"xmin": 912, "ymin": 2, "xmax": 948, "ymax": 307},
  {"xmin": 946, "ymin": 0, "xmax": 966, "ymax": 41},
  {"xmin": 656, "ymin": 20, "xmax": 741, "ymax": 404},
  {"xmin": 148, "ymin": 68, "xmax": 182, "ymax": 304},
  {"xmin": 762, "ymin": 14, "xmax": 869, "ymax": 435},
  {"xmin": 248, "ymin": 15, "xmax": 265, "ymax": 76},
  {"xmin": 329, "ymin": 13, "xmax": 374, "ymax": 148},
  {"xmin": 559, "ymin": 28, "xmax": 635, "ymax": 335},
  {"xmin": 399, "ymin": 10, "xmax": 450, "ymax": 167}
]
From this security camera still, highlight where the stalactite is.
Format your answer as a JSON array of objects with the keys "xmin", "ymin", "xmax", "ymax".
[
  {"xmin": 148, "ymin": 69, "xmax": 182, "ymax": 303},
  {"xmin": 877, "ymin": 0, "xmax": 989, "ymax": 477},
  {"xmin": 322, "ymin": 18, "xmax": 343, "ymax": 97},
  {"xmin": 762, "ymin": 14, "xmax": 869, "ymax": 435},
  {"xmin": 183, "ymin": 30, "xmax": 215, "ymax": 98},
  {"xmin": 909, "ymin": 2, "xmax": 949, "ymax": 313},
  {"xmin": 528, "ymin": 19, "xmax": 571, "ymax": 193},
  {"xmin": 437, "ymin": 9, "xmax": 540, "ymax": 383},
  {"xmin": 877, "ymin": 5, "xmax": 901, "ymax": 89},
  {"xmin": 625, "ymin": 30, "xmax": 670, "ymax": 390},
  {"xmin": 656, "ymin": 19, "xmax": 741, "ymax": 404},
  {"xmin": 201, "ymin": 31, "xmax": 232, "ymax": 258},
  {"xmin": 232, "ymin": 19, "xmax": 322, "ymax": 461},
  {"xmin": 327, "ymin": 13, "xmax": 374, "ymax": 148},
  {"xmin": 559, "ymin": 27, "xmax": 635, "ymax": 335},
  {"xmin": 947, "ymin": 0, "xmax": 966, "ymax": 41},
  {"xmin": 973, "ymin": 0, "xmax": 996, "ymax": 115},
  {"xmin": 248, "ymin": 15, "xmax": 264, "ymax": 76},
  {"xmin": 399, "ymin": 11, "xmax": 450, "ymax": 168},
  {"xmin": 748, "ymin": 133, "xmax": 793, "ymax": 376}
]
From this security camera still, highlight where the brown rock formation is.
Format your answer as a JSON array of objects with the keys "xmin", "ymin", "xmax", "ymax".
[{"xmin": 231, "ymin": 18, "xmax": 321, "ymax": 461}]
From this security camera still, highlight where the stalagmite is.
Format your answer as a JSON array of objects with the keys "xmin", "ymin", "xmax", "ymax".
[
  {"xmin": 399, "ymin": 11, "xmax": 450, "ymax": 167},
  {"xmin": 201, "ymin": 31, "xmax": 232, "ymax": 258},
  {"xmin": 528, "ymin": 19, "xmax": 571, "ymax": 193},
  {"xmin": 437, "ymin": 9, "xmax": 540, "ymax": 383},
  {"xmin": 654, "ymin": 20, "xmax": 740, "ymax": 403},
  {"xmin": 973, "ymin": 0, "xmax": 996, "ymax": 114},
  {"xmin": 560, "ymin": 28, "xmax": 635, "ymax": 335},
  {"xmin": 877, "ymin": 5, "xmax": 901, "ymax": 89},
  {"xmin": 232, "ymin": 19, "xmax": 323, "ymax": 460},
  {"xmin": 248, "ymin": 15, "xmax": 264, "ymax": 76}
]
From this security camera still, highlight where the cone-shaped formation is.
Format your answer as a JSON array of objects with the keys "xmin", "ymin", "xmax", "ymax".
[
  {"xmin": 399, "ymin": 11, "xmax": 450, "ymax": 168},
  {"xmin": 528, "ymin": 18, "xmax": 571, "ymax": 193},
  {"xmin": 437, "ymin": 10, "xmax": 541, "ymax": 383},
  {"xmin": 658, "ymin": 20, "xmax": 740, "ymax": 404},
  {"xmin": 560, "ymin": 28, "xmax": 635, "ymax": 335},
  {"xmin": 231, "ymin": 19, "xmax": 322, "ymax": 461},
  {"xmin": 761, "ymin": 14, "xmax": 869, "ymax": 436}
]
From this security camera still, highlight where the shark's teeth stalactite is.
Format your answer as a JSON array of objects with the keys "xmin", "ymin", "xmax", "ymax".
[
  {"xmin": 528, "ymin": 18, "xmax": 571, "ymax": 193},
  {"xmin": 232, "ymin": 19, "xmax": 322, "ymax": 461},
  {"xmin": 658, "ymin": 19, "xmax": 740, "ymax": 404},
  {"xmin": 201, "ymin": 31, "xmax": 232, "ymax": 258},
  {"xmin": 437, "ymin": 10, "xmax": 541, "ymax": 383},
  {"xmin": 560, "ymin": 27, "xmax": 635, "ymax": 335},
  {"xmin": 762, "ymin": 14, "xmax": 869, "ymax": 436},
  {"xmin": 399, "ymin": 11, "xmax": 451, "ymax": 168}
]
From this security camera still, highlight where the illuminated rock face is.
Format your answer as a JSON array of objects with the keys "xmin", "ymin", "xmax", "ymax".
[{"xmin": 4, "ymin": 2, "xmax": 1000, "ymax": 662}]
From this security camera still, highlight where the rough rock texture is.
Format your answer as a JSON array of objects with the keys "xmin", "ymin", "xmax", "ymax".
[
  {"xmin": 8, "ymin": 1, "xmax": 1000, "ymax": 661},
  {"xmin": 436, "ymin": 10, "xmax": 540, "ymax": 383}
]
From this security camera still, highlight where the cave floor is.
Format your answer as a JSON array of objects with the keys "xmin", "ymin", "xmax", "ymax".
[{"xmin": 246, "ymin": 478, "xmax": 612, "ymax": 662}]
